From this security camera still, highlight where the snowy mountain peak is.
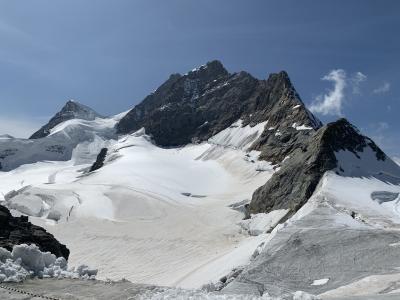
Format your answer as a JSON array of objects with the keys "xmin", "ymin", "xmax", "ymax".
[{"xmin": 30, "ymin": 100, "xmax": 103, "ymax": 139}]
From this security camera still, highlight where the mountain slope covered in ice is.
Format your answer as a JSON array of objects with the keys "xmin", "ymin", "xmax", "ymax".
[{"xmin": 0, "ymin": 108, "xmax": 125, "ymax": 171}]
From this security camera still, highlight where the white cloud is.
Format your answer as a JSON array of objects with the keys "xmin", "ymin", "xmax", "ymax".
[
  {"xmin": 373, "ymin": 82, "xmax": 391, "ymax": 94},
  {"xmin": 0, "ymin": 115, "xmax": 44, "ymax": 138},
  {"xmin": 351, "ymin": 72, "xmax": 367, "ymax": 94},
  {"xmin": 310, "ymin": 69, "xmax": 347, "ymax": 116},
  {"xmin": 310, "ymin": 69, "xmax": 368, "ymax": 116}
]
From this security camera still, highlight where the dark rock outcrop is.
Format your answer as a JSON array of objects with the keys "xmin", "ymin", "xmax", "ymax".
[
  {"xmin": 0, "ymin": 205, "xmax": 69, "ymax": 259},
  {"xmin": 116, "ymin": 60, "xmax": 321, "ymax": 163},
  {"xmin": 30, "ymin": 100, "xmax": 103, "ymax": 139},
  {"xmin": 89, "ymin": 148, "xmax": 108, "ymax": 172},
  {"xmin": 249, "ymin": 118, "xmax": 388, "ymax": 215}
]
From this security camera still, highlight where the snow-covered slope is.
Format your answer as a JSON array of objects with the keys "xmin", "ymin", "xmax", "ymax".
[
  {"xmin": 0, "ymin": 111, "xmax": 126, "ymax": 171},
  {"xmin": 0, "ymin": 116, "xmax": 281, "ymax": 289}
]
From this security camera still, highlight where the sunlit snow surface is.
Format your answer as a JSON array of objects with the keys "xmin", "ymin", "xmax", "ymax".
[{"xmin": 0, "ymin": 118, "xmax": 278, "ymax": 289}]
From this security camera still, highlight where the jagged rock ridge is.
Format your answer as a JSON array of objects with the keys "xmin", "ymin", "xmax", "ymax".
[
  {"xmin": 249, "ymin": 118, "xmax": 390, "ymax": 216},
  {"xmin": 30, "ymin": 100, "xmax": 103, "ymax": 139},
  {"xmin": 116, "ymin": 60, "xmax": 322, "ymax": 164},
  {"xmin": 0, "ymin": 205, "xmax": 69, "ymax": 259}
]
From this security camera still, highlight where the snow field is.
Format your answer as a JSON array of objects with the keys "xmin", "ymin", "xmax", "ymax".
[{"xmin": 1, "ymin": 118, "xmax": 278, "ymax": 289}]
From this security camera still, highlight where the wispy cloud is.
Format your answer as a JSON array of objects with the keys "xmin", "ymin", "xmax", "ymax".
[
  {"xmin": 310, "ymin": 69, "xmax": 347, "ymax": 116},
  {"xmin": 0, "ymin": 115, "xmax": 44, "ymax": 138},
  {"xmin": 351, "ymin": 71, "xmax": 367, "ymax": 94},
  {"xmin": 310, "ymin": 69, "xmax": 367, "ymax": 116},
  {"xmin": 373, "ymin": 82, "xmax": 391, "ymax": 94}
]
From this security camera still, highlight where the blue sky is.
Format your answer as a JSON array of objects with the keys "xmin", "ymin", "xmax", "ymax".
[{"xmin": 0, "ymin": 0, "xmax": 398, "ymax": 157}]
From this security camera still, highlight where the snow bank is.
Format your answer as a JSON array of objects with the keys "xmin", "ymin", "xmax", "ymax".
[
  {"xmin": 239, "ymin": 210, "xmax": 289, "ymax": 236},
  {"xmin": 311, "ymin": 278, "xmax": 329, "ymax": 286},
  {"xmin": 0, "ymin": 244, "xmax": 97, "ymax": 283},
  {"xmin": 208, "ymin": 119, "xmax": 267, "ymax": 150},
  {"xmin": 292, "ymin": 123, "xmax": 313, "ymax": 131}
]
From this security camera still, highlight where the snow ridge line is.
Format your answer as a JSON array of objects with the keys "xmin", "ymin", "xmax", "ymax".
[{"xmin": 0, "ymin": 284, "xmax": 60, "ymax": 300}]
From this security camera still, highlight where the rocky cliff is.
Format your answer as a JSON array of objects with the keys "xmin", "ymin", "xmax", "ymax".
[
  {"xmin": 0, "ymin": 205, "xmax": 69, "ymax": 259},
  {"xmin": 116, "ymin": 60, "xmax": 321, "ymax": 164},
  {"xmin": 249, "ymin": 118, "xmax": 388, "ymax": 216}
]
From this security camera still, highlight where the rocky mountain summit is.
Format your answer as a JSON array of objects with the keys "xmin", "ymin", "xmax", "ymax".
[
  {"xmin": 116, "ymin": 60, "xmax": 321, "ymax": 163},
  {"xmin": 30, "ymin": 100, "xmax": 103, "ymax": 139}
]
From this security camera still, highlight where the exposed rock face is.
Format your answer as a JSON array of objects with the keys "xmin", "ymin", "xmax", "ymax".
[
  {"xmin": 0, "ymin": 205, "xmax": 69, "ymax": 259},
  {"xmin": 30, "ymin": 100, "xmax": 103, "ymax": 139},
  {"xmin": 249, "ymin": 118, "xmax": 387, "ymax": 215},
  {"xmin": 89, "ymin": 148, "xmax": 108, "ymax": 172},
  {"xmin": 116, "ymin": 60, "xmax": 321, "ymax": 163}
]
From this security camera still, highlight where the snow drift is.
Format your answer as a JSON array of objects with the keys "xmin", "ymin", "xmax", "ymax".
[{"xmin": 0, "ymin": 244, "xmax": 97, "ymax": 283}]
